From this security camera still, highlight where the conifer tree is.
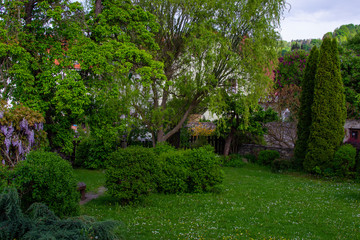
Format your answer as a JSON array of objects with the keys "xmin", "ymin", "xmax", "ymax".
[
  {"xmin": 303, "ymin": 38, "xmax": 346, "ymax": 173},
  {"xmin": 294, "ymin": 46, "xmax": 319, "ymax": 167}
]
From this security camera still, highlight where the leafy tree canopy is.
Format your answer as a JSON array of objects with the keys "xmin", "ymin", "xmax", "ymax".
[{"xmin": 130, "ymin": 0, "xmax": 286, "ymax": 144}]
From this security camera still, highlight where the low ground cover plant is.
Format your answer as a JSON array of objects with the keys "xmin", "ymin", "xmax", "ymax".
[{"xmin": 0, "ymin": 188, "xmax": 118, "ymax": 240}]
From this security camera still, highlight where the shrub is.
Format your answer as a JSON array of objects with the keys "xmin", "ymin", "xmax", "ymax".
[
  {"xmin": 243, "ymin": 153, "xmax": 257, "ymax": 163},
  {"xmin": 190, "ymin": 136, "xmax": 209, "ymax": 149},
  {"xmin": 156, "ymin": 150, "xmax": 190, "ymax": 194},
  {"xmin": 271, "ymin": 159, "xmax": 293, "ymax": 173},
  {"xmin": 222, "ymin": 154, "xmax": 246, "ymax": 168},
  {"xmin": 356, "ymin": 151, "xmax": 360, "ymax": 175},
  {"xmin": 332, "ymin": 144, "xmax": 356, "ymax": 177},
  {"xmin": 156, "ymin": 146, "xmax": 223, "ymax": 194},
  {"xmin": 153, "ymin": 142, "xmax": 176, "ymax": 156},
  {"xmin": 0, "ymin": 165, "xmax": 8, "ymax": 190},
  {"xmin": 105, "ymin": 146, "xmax": 158, "ymax": 203},
  {"xmin": 9, "ymin": 151, "xmax": 79, "ymax": 217},
  {"xmin": 0, "ymin": 188, "xmax": 118, "ymax": 240},
  {"xmin": 257, "ymin": 150, "xmax": 280, "ymax": 166},
  {"xmin": 75, "ymin": 136, "xmax": 118, "ymax": 169},
  {"xmin": 186, "ymin": 147, "xmax": 224, "ymax": 193}
]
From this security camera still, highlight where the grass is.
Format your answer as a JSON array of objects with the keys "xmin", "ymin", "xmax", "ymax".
[
  {"xmin": 75, "ymin": 165, "xmax": 360, "ymax": 239},
  {"xmin": 74, "ymin": 168, "xmax": 106, "ymax": 193}
]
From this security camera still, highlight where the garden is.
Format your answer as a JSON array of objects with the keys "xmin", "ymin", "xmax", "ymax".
[
  {"xmin": 75, "ymin": 163, "xmax": 360, "ymax": 240},
  {"xmin": 2, "ymin": 0, "xmax": 360, "ymax": 239},
  {"xmin": 2, "ymin": 141, "xmax": 360, "ymax": 239}
]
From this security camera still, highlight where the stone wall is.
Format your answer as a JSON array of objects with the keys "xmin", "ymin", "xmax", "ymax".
[{"xmin": 238, "ymin": 144, "xmax": 294, "ymax": 160}]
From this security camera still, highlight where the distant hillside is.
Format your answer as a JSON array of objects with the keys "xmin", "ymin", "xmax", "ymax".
[
  {"xmin": 280, "ymin": 24, "xmax": 360, "ymax": 54},
  {"xmin": 329, "ymin": 24, "xmax": 360, "ymax": 43}
]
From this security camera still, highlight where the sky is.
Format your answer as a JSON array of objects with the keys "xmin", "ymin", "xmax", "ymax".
[{"xmin": 279, "ymin": 0, "xmax": 360, "ymax": 41}]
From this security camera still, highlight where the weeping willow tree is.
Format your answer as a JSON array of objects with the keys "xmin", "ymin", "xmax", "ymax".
[{"xmin": 128, "ymin": 0, "xmax": 286, "ymax": 146}]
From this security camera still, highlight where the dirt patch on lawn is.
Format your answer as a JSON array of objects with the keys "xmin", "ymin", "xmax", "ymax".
[{"xmin": 80, "ymin": 186, "xmax": 107, "ymax": 205}]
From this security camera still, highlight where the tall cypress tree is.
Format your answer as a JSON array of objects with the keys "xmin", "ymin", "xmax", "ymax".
[
  {"xmin": 294, "ymin": 46, "xmax": 320, "ymax": 168},
  {"xmin": 303, "ymin": 37, "xmax": 346, "ymax": 173}
]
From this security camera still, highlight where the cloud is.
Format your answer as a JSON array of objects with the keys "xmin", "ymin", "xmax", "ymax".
[{"xmin": 279, "ymin": 0, "xmax": 360, "ymax": 41}]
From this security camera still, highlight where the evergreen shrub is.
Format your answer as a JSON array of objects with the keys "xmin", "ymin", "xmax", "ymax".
[
  {"xmin": 9, "ymin": 151, "xmax": 79, "ymax": 218},
  {"xmin": 0, "ymin": 188, "xmax": 118, "ymax": 240},
  {"xmin": 294, "ymin": 46, "xmax": 319, "ymax": 168},
  {"xmin": 105, "ymin": 146, "xmax": 158, "ymax": 203},
  {"xmin": 333, "ymin": 144, "xmax": 356, "ymax": 177},
  {"xmin": 304, "ymin": 38, "xmax": 346, "ymax": 173},
  {"xmin": 257, "ymin": 150, "xmax": 280, "ymax": 166}
]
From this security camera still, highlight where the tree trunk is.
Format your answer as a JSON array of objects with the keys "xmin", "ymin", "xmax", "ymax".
[
  {"xmin": 24, "ymin": 0, "xmax": 35, "ymax": 26},
  {"xmin": 151, "ymin": 131, "xmax": 156, "ymax": 148},
  {"xmin": 95, "ymin": 0, "xmax": 103, "ymax": 17},
  {"xmin": 157, "ymin": 129, "xmax": 165, "ymax": 143},
  {"xmin": 223, "ymin": 127, "xmax": 236, "ymax": 156}
]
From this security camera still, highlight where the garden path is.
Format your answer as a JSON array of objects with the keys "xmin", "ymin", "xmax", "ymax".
[{"xmin": 80, "ymin": 186, "xmax": 107, "ymax": 205}]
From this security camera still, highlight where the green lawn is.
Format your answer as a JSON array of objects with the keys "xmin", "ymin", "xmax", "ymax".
[
  {"xmin": 75, "ymin": 165, "xmax": 360, "ymax": 239},
  {"xmin": 74, "ymin": 168, "xmax": 106, "ymax": 193}
]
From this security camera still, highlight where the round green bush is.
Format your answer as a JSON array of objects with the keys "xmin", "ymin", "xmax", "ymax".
[
  {"xmin": 257, "ymin": 150, "xmax": 280, "ymax": 166},
  {"xmin": 105, "ymin": 146, "xmax": 158, "ymax": 203},
  {"xmin": 153, "ymin": 142, "xmax": 176, "ymax": 156},
  {"xmin": 333, "ymin": 144, "xmax": 356, "ymax": 177},
  {"xmin": 157, "ymin": 150, "xmax": 190, "ymax": 194},
  {"xmin": 156, "ymin": 146, "xmax": 223, "ymax": 194},
  {"xmin": 186, "ymin": 147, "xmax": 224, "ymax": 193},
  {"xmin": 9, "ymin": 151, "xmax": 79, "ymax": 217}
]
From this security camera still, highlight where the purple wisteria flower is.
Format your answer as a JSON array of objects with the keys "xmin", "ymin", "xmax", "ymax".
[
  {"xmin": 0, "ymin": 111, "xmax": 3, "ymax": 119},
  {"xmin": 1, "ymin": 160, "xmax": 4, "ymax": 165},
  {"xmin": 18, "ymin": 141, "xmax": 24, "ymax": 156},
  {"xmin": 28, "ymin": 130, "xmax": 35, "ymax": 147},
  {"xmin": 7, "ymin": 125, "xmax": 14, "ymax": 138},
  {"xmin": 1, "ymin": 125, "xmax": 8, "ymax": 136},
  {"xmin": 5, "ymin": 137, "xmax": 11, "ymax": 154},
  {"xmin": 12, "ymin": 138, "xmax": 19, "ymax": 147},
  {"xmin": 20, "ymin": 118, "xmax": 29, "ymax": 132}
]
